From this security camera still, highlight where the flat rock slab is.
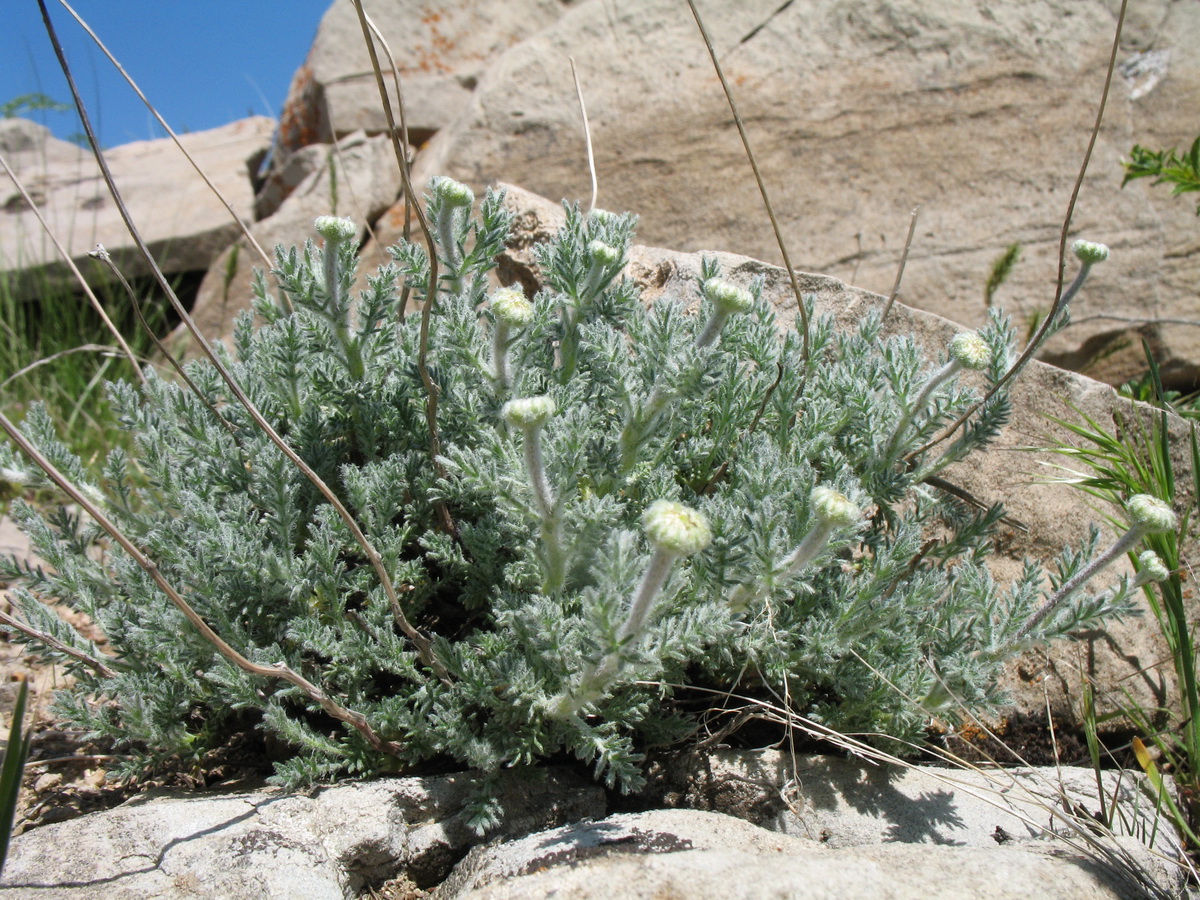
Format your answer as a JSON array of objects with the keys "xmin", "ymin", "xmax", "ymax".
[
  {"xmin": 439, "ymin": 763, "xmax": 1183, "ymax": 899},
  {"xmin": 0, "ymin": 767, "xmax": 604, "ymax": 900},
  {"xmin": 0, "ymin": 116, "xmax": 274, "ymax": 296},
  {"xmin": 449, "ymin": 841, "xmax": 1173, "ymax": 900},
  {"xmin": 685, "ymin": 751, "xmax": 1178, "ymax": 855},
  {"xmin": 0, "ymin": 752, "xmax": 1184, "ymax": 899},
  {"xmin": 439, "ymin": 809, "xmax": 813, "ymax": 896}
]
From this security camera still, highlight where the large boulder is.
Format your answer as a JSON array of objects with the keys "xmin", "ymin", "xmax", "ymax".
[
  {"xmin": 0, "ymin": 117, "xmax": 274, "ymax": 297},
  {"xmin": 277, "ymin": 0, "xmax": 572, "ymax": 153},
  {"xmin": 175, "ymin": 130, "xmax": 403, "ymax": 349},
  {"xmin": 412, "ymin": 0, "xmax": 1200, "ymax": 388}
]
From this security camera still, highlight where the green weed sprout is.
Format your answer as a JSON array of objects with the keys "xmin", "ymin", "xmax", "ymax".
[{"xmin": 1122, "ymin": 136, "xmax": 1200, "ymax": 215}]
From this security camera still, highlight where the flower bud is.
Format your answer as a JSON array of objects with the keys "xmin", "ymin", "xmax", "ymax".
[
  {"xmin": 703, "ymin": 278, "xmax": 753, "ymax": 315},
  {"xmin": 587, "ymin": 240, "xmax": 621, "ymax": 268},
  {"xmin": 1137, "ymin": 550, "xmax": 1169, "ymax": 583},
  {"xmin": 589, "ymin": 208, "xmax": 618, "ymax": 227},
  {"xmin": 1126, "ymin": 494, "xmax": 1176, "ymax": 534},
  {"xmin": 948, "ymin": 332, "xmax": 992, "ymax": 371},
  {"xmin": 491, "ymin": 288, "xmax": 534, "ymax": 329},
  {"xmin": 810, "ymin": 486, "xmax": 860, "ymax": 529},
  {"xmin": 1072, "ymin": 240, "xmax": 1110, "ymax": 265},
  {"xmin": 431, "ymin": 176, "xmax": 474, "ymax": 209},
  {"xmin": 642, "ymin": 500, "xmax": 712, "ymax": 556},
  {"xmin": 502, "ymin": 396, "xmax": 556, "ymax": 429},
  {"xmin": 314, "ymin": 216, "xmax": 357, "ymax": 243}
]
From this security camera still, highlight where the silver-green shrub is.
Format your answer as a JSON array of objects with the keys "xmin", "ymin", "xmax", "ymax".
[{"xmin": 0, "ymin": 181, "xmax": 1142, "ymax": 830}]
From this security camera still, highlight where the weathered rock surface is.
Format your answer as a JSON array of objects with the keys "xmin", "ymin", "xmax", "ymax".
[
  {"xmin": 447, "ymin": 841, "xmax": 1173, "ymax": 900},
  {"xmin": 411, "ymin": 0, "xmax": 1200, "ymax": 388},
  {"xmin": 439, "ymin": 799, "xmax": 1179, "ymax": 899},
  {"xmin": 681, "ymin": 750, "xmax": 1177, "ymax": 854},
  {"xmin": 2, "ymin": 754, "xmax": 1184, "ymax": 899},
  {"xmin": 438, "ymin": 809, "xmax": 812, "ymax": 897},
  {"xmin": 0, "ymin": 767, "xmax": 605, "ymax": 899},
  {"xmin": 0, "ymin": 117, "xmax": 273, "ymax": 295},
  {"xmin": 277, "ymin": 0, "xmax": 572, "ymax": 152},
  {"xmin": 176, "ymin": 130, "xmax": 403, "ymax": 351},
  {"xmin": 434, "ymin": 753, "xmax": 1184, "ymax": 899},
  {"xmin": 492, "ymin": 182, "xmax": 1198, "ymax": 728}
]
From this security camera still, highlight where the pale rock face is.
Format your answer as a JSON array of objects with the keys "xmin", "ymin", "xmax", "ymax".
[
  {"xmin": 175, "ymin": 130, "xmax": 403, "ymax": 351},
  {"xmin": 4, "ymin": 754, "xmax": 1182, "ymax": 899},
  {"xmin": 276, "ymin": 0, "xmax": 572, "ymax": 152},
  {"xmin": 0, "ymin": 116, "xmax": 274, "ymax": 296},
  {"xmin": 1, "ymin": 767, "xmax": 605, "ymax": 899},
  {"xmin": 408, "ymin": 0, "xmax": 1200, "ymax": 388}
]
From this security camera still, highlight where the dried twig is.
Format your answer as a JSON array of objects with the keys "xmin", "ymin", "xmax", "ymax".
[
  {"xmin": 88, "ymin": 246, "xmax": 240, "ymax": 438},
  {"xmin": 0, "ymin": 607, "xmax": 116, "ymax": 679},
  {"xmin": 362, "ymin": 11, "xmax": 415, "ymax": 316},
  {"xmin": 881, "ymin": 206, "xmax": 919, "ymax": 323},
  {"xmin": 686, "ymin": 0, "xmax": 810, "ymax": 365},
  {"xmin": 350, "ymin": 0, "xmax": 457, "ymax": 538},
  {"xmin": 55, "ymin": 0, "xmax": 275, "ymax": 276},
  {"xmin": 0, "ymin": 345, "xmax": 138, "ymax": 392},
  {"xmin": 0, "ymin": 411, "xmax": 403, "ymax": 755},
  {"xmin": 570, "ymin": 57, "xmax": 599, "ymax": 213}
]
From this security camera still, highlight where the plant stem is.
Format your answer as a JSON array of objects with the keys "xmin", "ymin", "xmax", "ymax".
[
  {"xmin": 884, "ymin": 359, "xmax": 961, "ymax": 461},
  {"xmin": 519, "ymin": 422, "xmax": 566, "ymax": 594},
  {"xmin": 555, "ymin": 546, "xmax": 680, "ymax": 716},
  {"xmin": 492, "ymin": 322, "xmax": 513, "ymax": 391},
  {"xmin": 1013, "ymin": 527, "xmax": 1144, "ymax": 643}
]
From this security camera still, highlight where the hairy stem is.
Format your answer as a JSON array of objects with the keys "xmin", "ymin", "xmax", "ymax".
[{"xmin": 1012, "ymin": 526, "xmax": 1144, "ymax": 643}]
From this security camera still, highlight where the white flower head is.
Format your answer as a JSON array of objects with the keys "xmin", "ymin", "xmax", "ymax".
[
  {"xmin": 1137, "ymin": 550, "xmax": 1169, "ymax": 583},
  {"xmin": 491, "ymin": 288, "xmax": 534, "ymax": 329},
  {"xmin": 588, "ymin": 208, "xmax": 618, "ymax": 227},
  {"xmin": 431, "ymin": 176, "xmax": 474, "ymax": 209},
  {"xmin": 703, "ymin": 278, "xmax": 753, "ymax": 315},
  {"xmin": 314, "ymin": 216, "xmax": 357, "ymax": 243},
  {"xmin": 1072, "ymin": 240, "xmax": 1110, "ymax": 265},
  {"xmin": 1126, "ymin": 494, "xmax": 1176, "ymax": 534},
  {"xmin": 642, "ymin": 500, "xmax": 712, "ymax": 556},
  {"xmin": 949, "ymin": 332, "xmax": 992, "ymax": 371},
  {"xmin": 502, "ymin": 396, "xmax": 556, "ymax": 429},
  {"xmin": 587, "ymin": 240, "xmax": 621, "ymax": 268},
  {"xmin": 810, "ymin": 485, "xmax": 860, "ymax": 529}
]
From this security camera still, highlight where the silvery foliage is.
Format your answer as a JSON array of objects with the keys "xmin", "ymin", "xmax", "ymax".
[{"xmin": 0, "ymin": 184, "xmax": 1135, "ymax": 830}]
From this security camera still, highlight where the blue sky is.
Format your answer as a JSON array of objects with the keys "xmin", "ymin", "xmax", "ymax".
[{"xmin": 2, "ymin": 1, "xmax": 333, "ymax": 149}]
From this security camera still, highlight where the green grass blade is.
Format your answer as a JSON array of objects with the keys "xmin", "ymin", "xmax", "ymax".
[{"xmin": 0, "ymin": 678, "xmax": 32, "ymax": 877}]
